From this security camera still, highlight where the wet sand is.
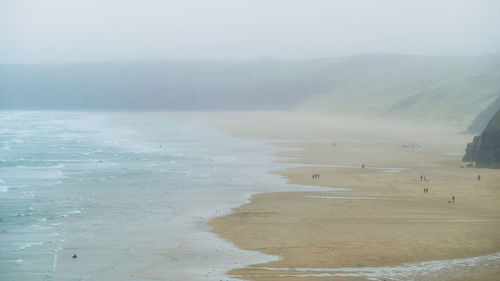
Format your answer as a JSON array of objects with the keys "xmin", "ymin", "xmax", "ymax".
[{"xmin": 172, "ymin": 111, "xmax": 500, "ymax": 280}]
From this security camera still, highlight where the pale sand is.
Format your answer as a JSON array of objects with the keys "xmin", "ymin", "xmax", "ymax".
[{"xmin": 169, "ymin": 111, "xmax": 500, "ymax": 280}]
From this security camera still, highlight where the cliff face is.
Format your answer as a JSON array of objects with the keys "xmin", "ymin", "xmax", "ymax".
[
  {"xmin": 463, "ymin": 109, "xmax": 500, "ymax": 168},
  {"xmin": 467, "ymin": 95, "xmax": 500, "ymax": 134}
]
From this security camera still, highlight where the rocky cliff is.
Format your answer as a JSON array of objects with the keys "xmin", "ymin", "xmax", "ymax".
[{"xmin": 463, "ymin": 109, "xmax": 500, "ymax": 168}]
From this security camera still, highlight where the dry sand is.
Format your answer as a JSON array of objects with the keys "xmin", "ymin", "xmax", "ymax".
[{"xmin": 170, "ymin": 111, "xmax": 500, "ymax": 280}]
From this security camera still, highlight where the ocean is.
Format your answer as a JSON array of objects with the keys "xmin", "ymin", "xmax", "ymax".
[{"xmin": 0, "ymin": 111, "xmax": 311, "ymax": 281}]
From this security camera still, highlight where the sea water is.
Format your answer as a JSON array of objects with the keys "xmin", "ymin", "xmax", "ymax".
[{"xmin": 0, "ymin": 111, "xmax": 315, "ymax": 281}]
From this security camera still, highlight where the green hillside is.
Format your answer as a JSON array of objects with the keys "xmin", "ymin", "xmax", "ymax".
[{"xmin": 297, "ymin": 54, "xmax": 500, "ymax": 125}]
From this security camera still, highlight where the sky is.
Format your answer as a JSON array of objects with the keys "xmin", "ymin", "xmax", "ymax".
[{"xmin": 1, "ymin": 0, "xmax": 500, "ymax": 64}]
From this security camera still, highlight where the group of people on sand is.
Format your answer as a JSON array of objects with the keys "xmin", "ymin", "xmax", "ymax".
[
  {"xmin": 421, "ymin": 175, "xmax": 430, "ymax": 194},
  {"xmin": 312, "ymin": 173, "xmax": 320, "ymax": 179}
]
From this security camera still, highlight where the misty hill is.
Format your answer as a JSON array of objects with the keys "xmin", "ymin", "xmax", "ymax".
[
  {"xmin": 1, "ymin": 54, "xmax": 500, "ymax": 125},
  {"xmin": 463, "ymin": 109, "xmax": 500, "ymax": 168},
  {"xmin": 466, "ymin": 95, "xmax": 500, "ymax": 133}
]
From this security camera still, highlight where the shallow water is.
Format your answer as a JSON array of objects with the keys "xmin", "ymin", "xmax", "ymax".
[
  {"xmin": 0, "ymin": 111, "xmax": 320, "ymax": 281},
  {"xmin": 247, "ymin": 253, "xmax": 500, "ymax": 280}
]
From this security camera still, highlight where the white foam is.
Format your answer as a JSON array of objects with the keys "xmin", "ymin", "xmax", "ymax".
[
  {"xmin": 1, "ymin": 259, "xmax": 23, "ymax": 263},
  {"xmin": 52, "ymin": 240, "xmax": 65, "ymax": 272},
  {"xmin": 43, "ymin": 169, "xmax": 66, "ymax": 179},
  {"xmin": 247, "ymin": 253, "xmax": 500, "ymax": 280},
  {"xmin": 67, "ymin": 210, "xmax": 81, "ymax": 215},
  {"xmin": 18, "ymin": 241, "xmax": 44, "ymax": 250},
  {"xmin": 0, "ymin": 185, "xmax": 8, "ymax": 192}
]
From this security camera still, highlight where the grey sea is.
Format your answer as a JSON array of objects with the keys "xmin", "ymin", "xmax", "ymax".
[{"xmin": 0, "ymin": 111, "xmax": 311, "ymax": 281}]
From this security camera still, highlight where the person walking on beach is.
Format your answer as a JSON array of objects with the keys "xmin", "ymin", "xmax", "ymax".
[
  {"xmin": 477, "ymin": 175, "xmax": 481, "ymax": 181},
  {"xmin": 452, "ymin": 195, "xmax": 455, "ymax": 202}
]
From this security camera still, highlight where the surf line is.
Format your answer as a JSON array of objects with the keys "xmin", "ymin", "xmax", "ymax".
[{"xmin": 238, "ymin": 253, "xmax": 500, "ymax": 280}]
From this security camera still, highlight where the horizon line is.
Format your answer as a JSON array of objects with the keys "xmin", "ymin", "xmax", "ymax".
[{"xmin": 2, "ymin": 52, "xmax": 500, "ymax": 66}]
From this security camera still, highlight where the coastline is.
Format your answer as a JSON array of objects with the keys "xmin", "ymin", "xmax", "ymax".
[
  {"xmin": 182, "ymin": 111, "xmax": 500, "ymax": 281},
  {"xmin": 0, "ymin": 111, "xmax": 326, "ymax": 281}
]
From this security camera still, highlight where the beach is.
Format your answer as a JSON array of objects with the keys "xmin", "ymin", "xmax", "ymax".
[
  {"xmin": 186, "ymin": 111, "xmax": 500, "ymax": 281},
  {"xmin": 2, "ymin": 111, "xmax": 499, "ymax": 281}
]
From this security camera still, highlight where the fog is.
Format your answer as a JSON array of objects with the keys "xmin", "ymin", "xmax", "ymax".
[
  {"xmin": 1, "ymin": 0, "xmax": 500, "ymax": 64},
  {"xmin": 1, "ymin": 1, "xmax": 500, "ymax": 124}
]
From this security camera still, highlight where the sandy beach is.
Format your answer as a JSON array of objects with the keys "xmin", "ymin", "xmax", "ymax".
[{"xmin": 182, "ymin": 111, "xmax": 500, "ymax": 281}]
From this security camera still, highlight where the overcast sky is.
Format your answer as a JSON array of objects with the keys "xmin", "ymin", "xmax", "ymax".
[{"xmin": 1, "ymin": 0, "xmax": 500, "ymax": 64}]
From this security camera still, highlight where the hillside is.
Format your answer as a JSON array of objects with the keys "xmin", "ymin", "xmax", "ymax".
[
  {"xmin": 1, "ymin": 54, "xmax": 499, "ymax": 126},
  {"xmin": 466, "ymin": 95, "xmax": 500, "ymax": 133}
]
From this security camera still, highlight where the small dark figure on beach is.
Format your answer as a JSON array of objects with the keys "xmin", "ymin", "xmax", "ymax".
[
  {"xmin": 72, "ymin": 253, "xmax": 77, "ymax": 259},
  {"xmin": 420, "ymin": 175, "xmax": 423, "ymax": 181},
  {"xmin": 477, "ymin": 175, "xmax": 481, "ymax": 181},
  {"xmin": 452, "ymin": 195, "xmax": 455, "ymax": 202},
  {"xmin": 362, "ymin": 164, "xmax": 365, "ymax": 169}
]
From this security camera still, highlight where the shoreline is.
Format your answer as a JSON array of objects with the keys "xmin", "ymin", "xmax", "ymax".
[{"xmin": 194, "ymin": 111, "xmax": 500, "ymax": 281}]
